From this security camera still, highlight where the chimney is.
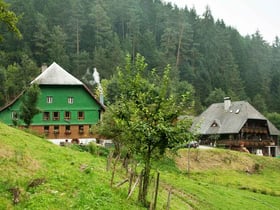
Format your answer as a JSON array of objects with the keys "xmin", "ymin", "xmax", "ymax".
[
  {"xmin": 224, "ymin": 97, "xmax": 231, "ymax": 111},
  {"xmin": 41, "ymin": 63, "xmax": 48, "ymax": 72},
  {"xmin": 100, "ymin": 93, "xmax": 104, "ymax": 106}
]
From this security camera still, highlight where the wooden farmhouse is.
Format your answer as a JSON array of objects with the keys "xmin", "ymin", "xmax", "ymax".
[
  {"xmin": 191, "ymin": 97, "xmax": 280, "ymax": 157},
  {"xmin": 0, "ymin": 62, "xmax": 105, "ymax": 145}
]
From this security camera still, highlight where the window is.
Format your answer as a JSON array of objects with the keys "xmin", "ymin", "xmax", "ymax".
[
  {"xmin": 46, "ymin": 96, "xmax": 53, "ymax": 103},
  {"xmin": 43, "ymin": 112, "xmax": 50, "ymax": 120},
  {"xmin": 68, "ymin": 97, "xmax": 74, "ymax": 104},
  {"xmin": 53, "ymin": 112, "xmax": 60, "ymax": 120},
  {"xmin": 44, "ymin": 125, "xmax": 49, "ymax": 133},
  {"xmin": 78, "ymin": 111, "xmax": 84, "ymax": 120},
  {"xmin": 79, "ymin": 125, "xmax": 84, "ymax": 134},
  {"xmin": 11, "ymin": 111, "xmax": 18, "ymax": 120},
  {"xmin": 54, "ymin": 125, "xmax": 59, "ymax": 134},
  {"xmin": 64, "ymin": 111, "xmax": 71, "ymax": 120},
  {"xmin": 65, "ymin": 125, "xmax": 71, "ymax": 134}
]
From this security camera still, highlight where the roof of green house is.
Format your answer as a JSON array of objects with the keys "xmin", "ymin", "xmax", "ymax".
[
  {"xmin": 31, "ymin": 62, "xmax": 83, "ymax": 85},
  {"xmin": 191, "ymin": 100, "xmax": 280, "ymax": 136}
]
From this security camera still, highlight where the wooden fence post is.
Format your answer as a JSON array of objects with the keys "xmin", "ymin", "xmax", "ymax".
[
  {"xmin": 150, "ymin": 172, "xmax": 160, "ymax": 210},
  {"xmin": 166, "ymin": 187, "xmax": 172, "ymax": 210}
]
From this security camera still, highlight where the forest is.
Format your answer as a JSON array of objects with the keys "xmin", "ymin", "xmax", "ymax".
[{"xmin": 1, "ymin": 0, "xmax": 280, "ymax": 120}]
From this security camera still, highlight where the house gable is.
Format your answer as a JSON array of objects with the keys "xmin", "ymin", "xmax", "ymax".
[
  {"xmin": 0, "ymin": 62, "xmax": 105, "ymax": 142},
  {"xmin": 192, "ymin": 100, "xmax": 280, "ymax": 136}
]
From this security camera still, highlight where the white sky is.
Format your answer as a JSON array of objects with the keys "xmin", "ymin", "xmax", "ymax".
[{"xmin": 164, "ymin": 0, "xmax": 280, "ymax": 44}]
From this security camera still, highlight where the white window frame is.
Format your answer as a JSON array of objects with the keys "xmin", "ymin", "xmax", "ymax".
[
  {"xmin": 47, "ymin": 96, "xmax": 53, "ymax": 104},
  {"xmin": 68, "ymin": 97, "xmax": 74, "ymax": 104},
  {"xmin": 11, "ymin": 111, "xmax": 18, "ymax": 120}
]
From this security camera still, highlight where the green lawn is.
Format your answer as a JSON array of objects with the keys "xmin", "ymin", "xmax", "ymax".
[{"xmin": 0, "ymin": 123, "xmax": 279, "ymax": 209}]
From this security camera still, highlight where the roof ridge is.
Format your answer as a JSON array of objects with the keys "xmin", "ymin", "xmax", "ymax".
[{"xmin": 31, "ymin": 62, "xmax": 83, "ymax": 85}]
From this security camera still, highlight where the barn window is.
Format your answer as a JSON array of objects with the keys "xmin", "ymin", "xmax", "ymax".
[
  {"xmin": 78, "ymin": 111, "xmax": 84, "ymax": 120},
  {"xmin": 43, "ymin": 112, "xmax": 50, "ymax": 120},
  {"xmin": 53, "ymin": 112, "xmax": 60, "ymax": 120},
  {"xmin": 79, "ymin": 125, "xmax": 84, "ymax": 134},
  {"xmin": 65, "ymin": 125, "xmax": 71, "ymax": 134},
  {"xmin": 64, "ymin": 111, "xmax": 71, "ymax": 120},
  {"xmin": 54, "ymin": 125, "xmax": 59, "ymax": 134},
  {"xmin": 46, "ymin": 96, "xmax": 53, "ymax": 103},
  {"xmin": 44, "ymin": 125, "xmax": 49, "ymax": 133}
]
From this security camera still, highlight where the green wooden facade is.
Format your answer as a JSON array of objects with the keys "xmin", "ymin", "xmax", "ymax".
[
  {"xmin": 0, "ymin": 85, "xmax": 101, "ymax": 125},
  {"xmin": 0, "ymin": 62, "xmax": 104, "ymax": 143}
]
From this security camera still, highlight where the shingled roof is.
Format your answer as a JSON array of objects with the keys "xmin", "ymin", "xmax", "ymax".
[
  {"xmin": 31, "ymin": 62, "xmax": 83, "ymax": 85},
  {"xmin": 192, "ymin": 100, "xmax": 280, "ymax": 136}
]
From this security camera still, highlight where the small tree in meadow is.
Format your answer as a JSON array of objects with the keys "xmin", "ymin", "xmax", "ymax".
[
  {"xmin": 96, "ymin": 54, "xmax": 193, "ymax": 206},
  {"xmin": 19, "ymin": 83, "xmax": 40, "ymax": 127}
]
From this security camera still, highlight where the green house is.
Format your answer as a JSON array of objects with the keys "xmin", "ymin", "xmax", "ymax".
[{"xmin": 0, "ymin": 62, "xmax": 105, "ymax": 144}]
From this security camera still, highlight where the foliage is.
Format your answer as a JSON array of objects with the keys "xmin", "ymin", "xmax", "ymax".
[
  {"xmin": 205, "ymin": 88, "xmax": 226, "ymax": 106},
  {"xmin": 0, "ymin": 0, "xmax": 280, "ymax": 115},
  {"xmin": 69, "ymin": 142, "xmax": 110, "ymax": 157},
  {"xmin": 96, "ymin": 53, "xmax": 194, "ymax": 206},
  {"xmin": 19, "ymin": 83, "xmax": 40, "ymax": 127},
  {"xmin": 266, "ymin": 112, "xmax": 280, "ymax": 130},
  {"xmin": 0, "ymin": 0, "xmax": 21, "ymax": 41}
]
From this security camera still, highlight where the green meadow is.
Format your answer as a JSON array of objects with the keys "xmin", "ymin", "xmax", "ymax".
[{"xmin": 0, "ymin": 123, "xmax": 279, "ymax": 209}]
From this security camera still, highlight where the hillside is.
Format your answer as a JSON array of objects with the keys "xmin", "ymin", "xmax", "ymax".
[
  {"xmin": 1, "ymin": 123, "xmax": 280, "ymax": 209},
  {"xmin": 2, "ymin": 0, "xmax": 280, "ymax": 114}
]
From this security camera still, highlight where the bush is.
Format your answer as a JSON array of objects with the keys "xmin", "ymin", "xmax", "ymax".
[{"xmin": 71, "ymin": 142, "xmax": 110, "ymax": 157}]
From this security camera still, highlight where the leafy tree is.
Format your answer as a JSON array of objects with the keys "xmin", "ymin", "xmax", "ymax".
[
  {"xmin": 31, "ymin": 13, "xmax": 49, "ymax": 65},
  {"xmin": 266, "ymin": 112, "xmax": 280, "ymax": 130},
  {"xmin": 0, "ymin": 66, "xmax": 5, "ymax": 106},
  {"xmin": 5, "ymin": 63, "xmax": 21, "ymax": 101},
  {"xmin": 19, "ymin": 83, "xmax": 40, "ymax": 127},
  {"xmin": 252, "ymin": 93, "xmax": 267, "ymax": 113},
  {"xmin": 47, "ymin": 25, "xmax": 69, "ymax": 67},
  {"xmin": 268, "ymin": 37, "xmax": 280, "ymax": 112},
  {"xmin": 243, "ymin": 31, "xmax": 271, "ymax": 102},
  {"xmin": 205, "ymin": 88, "xmax": 226, "ymax": 106},
  {"xmin": 0, "ymin": 0, "xmax": 21, "ymax": 41},
  {"xmin": 96, "ymin": 54, "xmax": 193, "ymax": 206},
  {"xmin": 2, "ymin": 0, "xmax": 280, "ymax": 114}
]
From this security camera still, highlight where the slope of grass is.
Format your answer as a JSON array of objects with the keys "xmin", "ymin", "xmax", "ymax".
[
  {"xmin": 0, "ymin": 123, "xmax": 143, "ymax": 209},
  {"xmin": 1, "ymin": 122, "xmax": 280, "ymax": 209}
]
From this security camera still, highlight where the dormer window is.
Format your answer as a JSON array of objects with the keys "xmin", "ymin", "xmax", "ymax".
[
  {"xmin": 211, "ymin": 121, "xmax": 219, "ymax": 127},
  {"xmin": 211, "ymin": 123, "xmax": 217, "ymax": 127},
  {"xmin": 47, "ymin": 96, "xmax": 53, "ymax": 103}
]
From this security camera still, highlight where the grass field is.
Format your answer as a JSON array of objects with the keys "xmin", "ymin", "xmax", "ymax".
[{"xmin": 0, "ymin": 123, "xmax": 279, "ymax": 209}]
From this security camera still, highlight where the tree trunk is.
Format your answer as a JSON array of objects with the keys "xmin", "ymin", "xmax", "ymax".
[
  {"xmin": 138, "ymin": 148, "xmax": 152, "ymax": 207},
  {"xmin": 110, "ymin": 154, "xmax": 120, "ymax": 187},
  {"xmin": 176, "ymin": 23, "xmax": 185, "ymax": 67}
]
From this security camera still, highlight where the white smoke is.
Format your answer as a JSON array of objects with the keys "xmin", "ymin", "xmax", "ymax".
[
  {"xmin": 93, "ymin": 68, "xmax": 103, "ymax": 94},
  {"xmin": 82, "ymin": 67, "xmax": 104, "ymax": 105}
]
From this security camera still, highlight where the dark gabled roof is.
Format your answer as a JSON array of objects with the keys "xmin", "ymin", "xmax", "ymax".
[{"xmin": 191, "ymin": 101, "xmax": 280, "ymax": 136}]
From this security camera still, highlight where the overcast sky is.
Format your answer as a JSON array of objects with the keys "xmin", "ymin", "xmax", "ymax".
[{"xmin": 164, "ymin": 0, "xmax": 280, "ymax": 44}]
